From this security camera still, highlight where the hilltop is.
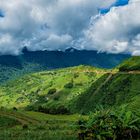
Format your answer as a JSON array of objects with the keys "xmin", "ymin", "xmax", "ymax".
[{"xmin": 119, "ymin": 56, "xmax": 140, "ymax": 71}]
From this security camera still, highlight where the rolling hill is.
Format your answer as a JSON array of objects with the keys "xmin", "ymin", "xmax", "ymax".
[{"xmin": 0, "ymin": 65, "xmax": 108, "ymax": 114}]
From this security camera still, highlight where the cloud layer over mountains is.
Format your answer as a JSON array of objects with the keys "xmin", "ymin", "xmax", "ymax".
[{"xmin": 0, "ymin": 0, "xmax": 140, "ymax": 55}]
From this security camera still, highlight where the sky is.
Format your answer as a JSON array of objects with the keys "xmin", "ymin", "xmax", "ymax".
[{"xmin": 0, "ymin": 0, "xmax": 140, "ymax": 55}]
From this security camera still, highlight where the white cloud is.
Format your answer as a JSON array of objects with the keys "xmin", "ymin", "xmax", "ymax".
[
  {"xmin": 27, "ymin": 34, "xmax": 73, "ymax": 51},
  {"xmin": 4, "ymin": 0, "xmax": 140, "ymax": 56},
  {"xmin": 81, "ymin": 0, "xmax": 140, "ymax": 55},
  {"xmin": 0, "ymin": 33, "xmax": 21, "ymax": 55}
]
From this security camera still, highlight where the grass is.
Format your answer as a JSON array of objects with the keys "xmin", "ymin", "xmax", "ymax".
[
  {"xmin": 0, "ymin": 65, "xmax": 106, "ymax": 113},
  {"xmin": 119, "ymin": 56, "xmax": 140, "ymax": 71},
  {"xmin": 0, "ymin": 110, "xmax": 85, "ymax": 140}
]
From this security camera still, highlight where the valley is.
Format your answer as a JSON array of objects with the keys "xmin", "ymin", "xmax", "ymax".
[{"xmin": 0, "ymin": 56, "xmax": 140, "ymax": 139}]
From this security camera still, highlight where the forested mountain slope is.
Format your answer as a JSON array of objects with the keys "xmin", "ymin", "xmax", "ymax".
[{"xmin": 0, "ymin": 49, "xmax": 129, "ymax": 84}]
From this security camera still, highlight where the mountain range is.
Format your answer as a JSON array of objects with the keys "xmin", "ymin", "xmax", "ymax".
[{"xmin": 0, "ymin": 48, "xmax": 129, "ymax": 84}]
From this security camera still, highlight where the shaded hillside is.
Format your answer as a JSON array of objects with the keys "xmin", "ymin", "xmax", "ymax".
[
  {"xmin": 75, "ymin": 73, "xmax": 140, "ymax": 114},
  {"xmin": 0, "ymin": 49, "xmax": 129, "ymax": 84},
  {"xmin": 119, "ymin": 56, "xmax": 140, "ymax": 71},
  {"xmin": 75, "ymin": 57, "xmax": 140, "ymax": 114}
]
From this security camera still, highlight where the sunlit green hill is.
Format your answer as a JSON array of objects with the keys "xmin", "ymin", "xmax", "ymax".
[
  {"xmin": 119, "ymin": 56, "xmax": 140, "ymax": 71},
  {"xmin": 0, "ymin": 65, "xmax": 108, "ymax": 114}
]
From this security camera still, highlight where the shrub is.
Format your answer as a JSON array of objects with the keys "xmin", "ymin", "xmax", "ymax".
[
  {"xmin": 13, "ymin": 107, "xmax": 18, "ymax": 111},
  {"xmin": 48, "ymin": 88, "xmax": 57, "ymax": 95},
  {"xmin": 37, "ymin": 105, "xmax": 70, "ymax": 115},
  {"xmin": 64, "ymin": 82, "xmax": 73, "ymax": 89},
  {"xmin": 53, "ymin": 96, "xmax": 59, "ymax": 101},
  {"xmin": 22, "ymin": 124, "xmax": 28, "ymax": 130},
  {"xmin": 77, "ymin": 107, "xmax": 140, "ymax": 140},
  {"xmin": 73, "ymin": 73, "xmax": 79, "ymax": 78}
]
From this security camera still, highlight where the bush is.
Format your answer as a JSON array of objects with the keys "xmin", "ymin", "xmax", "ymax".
[
  {"xmin": 73, "ymin": 73, "xmax": 79, "ymax": 78},
  {"xmin": 53, "ymin": 96, "xmax": 59, "ymax": 101},
  {"xmin": 64, "ymin": 82, "xmax": 73, "ymax": 89},
  {"xmin": 22, "ymin": 124, "xmax": 28, "ymax": 130},
  {"xmin": 48, "ymin": 88, "xmax": 57, "ymax": 95},
  {"xmin": 13, "ymin": 107, "xmax": 18, "ymax": 111},
  {"xmin": 37, "ymin": 105, "xmax": 70, "ymax": 115},
  {"xmin": 77, "ymin": 107, "xmax": 140, "ymax": 140}
]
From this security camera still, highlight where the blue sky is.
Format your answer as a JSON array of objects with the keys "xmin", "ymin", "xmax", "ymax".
[
  {"xmin": 100, "ymin": 0, "xmax": 129, "ymax": 14},
  {"xmin": 0, "ymin": 10, "xmax": 4, "ymax": 17}
]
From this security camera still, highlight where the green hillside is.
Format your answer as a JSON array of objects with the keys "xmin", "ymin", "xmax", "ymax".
[
  {"xmin": 0, "ymin": 109, "xmax": 83, "ymax": 140},
  {"xmin": 73, "ymin": 57, "xmax": 140, "ymax": 114},
  {"xmin": 75, "ymin": 73, "xmax": 140, "ymax": 115},
  {"xmin": 0, "ymin": 63, "xmax": 45, "ymax": 84},
  {"xmin": 0, "ymin": 65, "xmax": 108, "ymax": 114},
  {"xmin": 119, "ymin": 56, "xmax": 140, "ymax": 71}
]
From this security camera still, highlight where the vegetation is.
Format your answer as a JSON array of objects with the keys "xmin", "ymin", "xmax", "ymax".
[
  {"xmin": 0, "ymin": 109, "xmax": 82, "ymax": 140},
  {"xmin": 0, "ymin": 63, "xmax": 45, "ymax": 85},
  {"xmin": 0, "ymin": 56, "xmax": 140, "ymax": 139},
  {"xmin": 119, "ymin": 56, "xmax": 140, "ymax": 71},
  {"xmin": 78, "ymin": 106, "xmax": 140, "ymax": 140},
  {"xmin": 0, "ymin": 115, "xmax": 20, "ymax": 127},
  {"xmin": 0, "ymin": 49, "xmax": 129, "ymax": 84},
  {"xmin": 0, "ymin": 65, "xmax": 107, "ymax": 114}
]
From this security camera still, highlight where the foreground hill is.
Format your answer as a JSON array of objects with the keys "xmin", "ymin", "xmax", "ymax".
[
  {"xmin": 0, "ymin": 49, "xmax": 129, "ymax": 84},
  {"xmin": 0, "ymin": 109, "xmax": 81, "ymax": 140}
]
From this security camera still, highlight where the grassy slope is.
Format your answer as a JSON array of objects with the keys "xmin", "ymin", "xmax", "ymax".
[
  {"xmin": 75, "ymin": 56, "xmax": 140, "ymax": 114},
  {"xmin": 119, "ymin": 56, "xmax": 140, "ymax": 71},
  {"xmin": 0, "ymin": 65, "xmax": 108, "ymax": 113},
  {"xmin": 0, "ymin": 110, "xmax": 84, "ymax": 140},
  {"xmin": 75, "ymin": 73, "xmax": 140, "ymax": 114}
]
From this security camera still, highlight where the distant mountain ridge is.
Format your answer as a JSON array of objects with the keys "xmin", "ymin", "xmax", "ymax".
[
  {"xmin": 0, "ymin": 48, "xmax": 130, "ymax": 68},
  {"xmin": 0, "ymin": 48, "xmax": 130, "ymax": 84}
]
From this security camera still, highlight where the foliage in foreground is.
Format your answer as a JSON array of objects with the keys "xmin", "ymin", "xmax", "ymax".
[{"xmin": 78, "ymin": 107, "xmax": 140, "ymax": 140}]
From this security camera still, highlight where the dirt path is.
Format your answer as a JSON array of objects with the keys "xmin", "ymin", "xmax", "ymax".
[
  {"xmin": 60, "ymin": 69, "xmax": 140, "ymax": 75},
  {"xmin": 0, "ymin": 111, "xmax": 39, "ymax": 125}
]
